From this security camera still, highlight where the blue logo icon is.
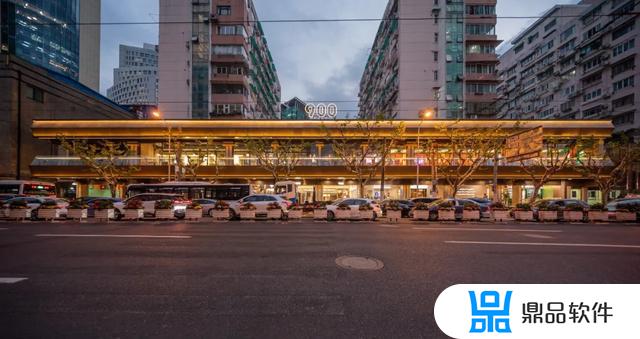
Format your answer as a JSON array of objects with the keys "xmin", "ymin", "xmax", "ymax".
[{"xmin": 469, "ymin": 290, "xmax": 513, "ymax": 333}]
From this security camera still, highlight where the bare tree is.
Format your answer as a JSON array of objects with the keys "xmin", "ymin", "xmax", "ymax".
[
  {"xmin": 324, "ymin": 119, "xmax": 405, "ymax": 198},
  {"xmin": 244, "ymin": 139, "xmax": 309, "ymax": 184},
  {"xmin": 519, "ymin": 138, "xmax": 575, "ymax": 204},
  {"xmin": 59, "ymin": 137, "xmax": 139, "ymax": 198},
  {"xmin": 172, "ymin": 140, "xmax": 220, "ymax": 181},
  {"xmin": 425, "ymin": 122, "xmax": 507, "ymax": 198},
  {"xmin": 575, "ymin": 136, "xmax": 639, "ymax": 204}
]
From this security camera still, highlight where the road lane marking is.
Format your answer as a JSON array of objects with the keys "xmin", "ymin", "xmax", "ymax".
[
  {"xmin": 378, "ymin": 224, "xmax": 400, "ymax": 228},
  {"xmin": 0, "ymin": 228, "xmax": 8, "ymax": 230},
  {"xmin": 35, "ymin": 234, "xmax": 192, "ymax": 239},
  {"xmin": 522, "ymin": 234, "xmax": 554, "ymax": 239},
  {"xmin": 445, "ymin": 241, "xmax": 640, "ymax": 249},
  {"xmin": 0, "ymin": 277, "xmax": 28, "ymax": 284},
  {"xmin": 413, "ymin": 227, "xmax": 562, "ymax": 233}
]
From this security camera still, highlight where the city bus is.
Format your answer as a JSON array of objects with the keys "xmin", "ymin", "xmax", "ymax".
[
  {"xmin": 0, "ymin": 180, "xmax": 56, "ymax": 197},
  {"xmin": 125, "ymin": 182, "xmax": 252, "ymax": 201},
  {"xmin": 275, "ymin": 181, "xmax": 298, "ymax": 204}
]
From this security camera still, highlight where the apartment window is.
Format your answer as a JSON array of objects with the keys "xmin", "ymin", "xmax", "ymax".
[
  {"xmin": 466, "ymin": 5, "xmax": 495, "ymax": 15},
  {"xmin": 583, "ymin": 88, "xmax": 602, "ymax": 102},
  {"xmin": 583, "ymin": 56, "xmax": 603, "ymax": 73},
  {"xmin": 433, "ymin": 51, "xmax": 438, "ymax": 62},
  {"xmin": 466, "ymin": 83, "xmax": 496, "ymax": 94},
  {"xmin": 433, "ymin": 70, "xmax": 438, "ymax": 81},
  {"xmin": 25, "ymin": 84, "xmax": 44, "ymax": 103},
  {"xmin": 218, "ymin": 25, "xmax": 245, "ymax": 36},
  {"xmin": 582, "ymin": 72, "xmax": 602, "ymax": 86},
  {"xmin": 583, "ymin": 24, "xmax": 602, "ymax": 41},
  {"xmin": 213, "ymin": 104, "xmax": 244, "ymax": 115},
  {"xmin": 613, "ymin": 39, "xmax": 635, "ymax": 57},
  {"xmin": 613, "ymin": 76, "xmax": 635, "ymax": 92},
  {"xmin": 514, "ymin": 43, "xmax": 524, "ymax": 54},
  {"xmin": 611, "ymin": 58, "xmax": 635, "ymax": 77},
  {"xmin": 612, "ymin": 94, "xmax": 634, "ymax": 109},
  {"xmin": 466, "ymin": 64, "xmax": 495, "ymax": 74},
  {"xmin": 612, "ymin": 21, "xmax": 634, "ymax": 40},
  {"xmin": 564, "ymin": 85, "xmax": 576, "ymax": 96},
  {"xmin": 212, "ymin": 45, "xmax": 246, "ymax": 56},
  {"xmin": 434, "ymin": 32, "xmax": 438, "ymax": 43},
  {"xmin": 434, "ymin": 0, "xmax": 438, "ymax": 5},
  {"xmin": 583, "ymin": 105, "xmax": 605, "ymax": 118},
  {"xmin": 466, "ymin": 44, "xmax": 495, "ymax": 54},
  {"xmin": 466, "ymin": 24, "xmax": 495, "ymax": 35},
  {"xmin": 217, "ymin": 6, "xmax": 231, "ymax": 16},
  {"xmin": 213, "ymin": 84, "xmax": 246, "ymax": 95},
  {"xmin": 527, "ymin": 32, "xmax": 539, "ymax": 44},
  {"xmin": 613, "ymin": 111, "xmax": 634, "ymax": 125},
  {"xmin": 544, "ymin": 19, "xmax": 557, "ymax": 32}
]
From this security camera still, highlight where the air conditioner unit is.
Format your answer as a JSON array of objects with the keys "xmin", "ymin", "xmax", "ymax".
[
  {"xmin": 446, "ymin": 55, "xmax": 453, "ymax": 62},
  {"xmin": 446, "ymin": 95, "xmax": 453, "ymax": 102}
]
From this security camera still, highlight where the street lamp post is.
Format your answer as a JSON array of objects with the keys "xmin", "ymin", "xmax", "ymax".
[
  {"xmin": 415, "ymin": 110, "xmax": 433, "ymax": 197},
  {"xmin": 152, "ymin": 111, "xmax": 172, "ymax": 182}
]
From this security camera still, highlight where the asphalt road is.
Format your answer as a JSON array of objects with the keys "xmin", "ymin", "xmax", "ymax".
[{"xmin": 0, "ymin": 220, "xmax": 639, "ymax": 338}]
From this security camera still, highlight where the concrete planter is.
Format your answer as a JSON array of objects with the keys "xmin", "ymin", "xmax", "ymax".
[
  {"xmin": 38, "ymin": 209, "xmax": 63, "ymax": 221},
  {"xmin": 124, "ymin": 209, "xmax": 144, "ymax": 221},
  {"xmin": 538, "ymin": 211, "xmax": 558, "ymax": 222},
  {"xmin": 492, "ymin": 210, "xmax": 513, "ymax": 222},
  {"xmin": 313, "ymin": 209, "xmax": 327, "ymax": 220},
  {"xmin": 335, "ymin": 209, "xmax": 351, "ymax": 220},
  {"xmin": 154, "ymin": 209, "xmax": 173, "ymax": 220},
  {"xmin": 438, "ymin": 209, "xmax": 456, "ymax": 221},
  {"xmin": 462, "ymin": 210, "xmax": 480, "ymax": 221},
  {"xmin": 212, "ymin": 209, "xmax": 230, "ymax": 220},
  {"xmin": 288, "ymin": 210, "xmax": 303, "ymax": 219},
  {"xmin": 267, "ymin": 209, "xmax": 282, "ymax": 220},
  {"xmin": 359, "ymin": 210, "xmax": 374, "ymax": 221},
  {"xmin": 239, "ymin": 210, "xmax": 256, "ymax": 220},
  {"xmin": 514, "ymin": 211, "xmax": 534, "ymax": 221},
  {"xmin": 9, "ymin": 208, "xmax": 31, "ymax": 220},
  {"xmin": 413, "ymin": 210, "xmax": 430, "ymax": 221},
  {"xmin": 616, "ymin": 211, "xmax": 636, "ymax": 222},
  {"xmin": 588, "ymin": 211, "xmax": 609, "ymax": 222},
  {"xmin": 563, "ymin": 211, "xmax": 584, "ymax": 222},
  {"xmin": 386, "ymin": 210, "xmax": 402, "ymax": 223},
  {"xmin": 94, "ymin": 209, "xmax": 114, "ymax": 221},
  {"xmin": 67, "ymin": 209, "xmax": 88, "ymax": 220},
  {"xmin": 185, "ymin": 209, "xmax": 203, "ymax": 220}
]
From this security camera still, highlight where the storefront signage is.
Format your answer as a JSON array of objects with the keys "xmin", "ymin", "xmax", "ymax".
[{"xmin": 504, "ymin": 127, "xmax": 543, "ymax": 162}]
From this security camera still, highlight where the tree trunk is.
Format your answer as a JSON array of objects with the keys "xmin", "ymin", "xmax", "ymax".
[
  {"xmin": 602, "ymin": 187, "xmax": 611, "ymax": 205},
  {"xmin": 529, "ymin": 183, "xmax": 542, "ymax": 204},
  {"xmin": 451, "ymin": 185, "xmax": 459, "ymax": 199},
  {"xmin": 358, "ymin": 180, "xmax": 365, "ymax": 199},
  {"xmin": 108, "ymin": 183, "xmax": 117, "ymax": 198}
]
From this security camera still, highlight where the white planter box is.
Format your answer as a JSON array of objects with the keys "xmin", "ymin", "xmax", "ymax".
[
  {"xmin": 212, "ymin": 209, "xmax": 230, "ymax": 220},
  {"xmin": 38, "ymin": 209, "xmax": 63, "ymax": 220},
  {"xmin": 239, "ymin": 210, "xmax": 256, "ymax": 220},
  {"xmin": 413, "ymin": 210, "xmax": 430, "ymax": 221},
  {"xmin": 514, "ymin": 211, "xmax": 534, "ymax": 221},
  {"xmin": 616, "ymin": 212, "xmax": 636, "ymax": 222},
  {"xmin": 67, "ymin": 209, "xmax": 88, "ymax": 220},
  {"xmin": 185, "ymin": 209, "xmax": 203, "ymax": 220},
  {"xmin": 438, "ymin": 209, "xmax": 456, "ymax": 221},
  {"xmin": 267, "ymin": 209, "xmax": 282, "ymax": 220},
  {"xmin": 359, "ymin": 210, "xmax": 374, "ymax": 221},
  {"xmin": 563, "ymin": 211, "xmax": 584, "ymax": 222},
  {"xmin": 124, "ymin": 209, "xmax": 144, "ymax": 220},
  {"xmin": 155, "ymin": 209, "xmax": 173, "ymax": 220},
  {"xmin": 462, "ymin": 210, "xmax": 480, "ymax": 221},
  {"xmin": 538, "ymin": 211, "xmax": 558, "ymax": 222},
  {"xmin": 288, "ymin": 210, "xmax": 303, "ymax": 219},
  {"xmin": 492, "ymin": 210, "xmax": 513, "ymax": 221},
  {"xmin": 386, "ymin": 210, "xmax": 402, "ymax": 222},
  {"xmin": 94, "ymin": 209, "xmax": 114, "ymax": 221},
  {"xmin": 335, "ymin": 209, "xmax": 351, "ymax": 220},
  {"xmin": 313, "ymin": 209, "xmax": 327, "ymax": 220},
  {"xmin": 588, "ymin": 211, "xmax": 609, "ymax": 222},
  {"xmin": 9, "ymin": 208, "xmax": 31, "ymax": 220}
]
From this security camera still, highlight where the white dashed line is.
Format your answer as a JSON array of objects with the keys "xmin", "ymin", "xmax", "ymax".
[
  {"xmin": 35, "ymin": 234, "xmax": 191, "ymax": 239},
  {"xmin": 378, "ymin": 224, "xmax": 400, "ymax": 228},
  {"xmin": 522, "ymin": 234, "xmax": 554, "ymax": 239},
  {"xmin": 0, "ymin": 228, "xmax": 8, "ymax": 231},
  {"xmin": 413, "ymin": 227, "xmax": 562, "ymax": 233},
  {"xmin": 445, "ymin": 241, "xmax": 640, "ymax": 249},
  {"xmin": 0, "ymin": 277, "xmax": 28, "ymax": 284}
]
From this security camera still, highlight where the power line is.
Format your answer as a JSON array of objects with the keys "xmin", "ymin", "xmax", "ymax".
[{"xmin": 2, "ymin": 13, "xmax": 639, "ymax": 26}]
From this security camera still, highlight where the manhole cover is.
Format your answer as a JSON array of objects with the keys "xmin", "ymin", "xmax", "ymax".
[{"xmin": 335, "ymin": 256, "xmax": 384, "ymax": 271}]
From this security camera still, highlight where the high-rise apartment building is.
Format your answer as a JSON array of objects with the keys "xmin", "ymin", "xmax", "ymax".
[
  {"xmin": 358, "ymin": 0, "xmax": 500, "ymax": 119},
  {"xmin": 107, "ymin": 44, "xmax": 158, "ymax": 106},
  {"xmin": 159, "ymin": 0, "xmax": 281, "ymax": 119},
  {"xmin": 497, "ymin": 0, "xmax": 639, "ymax": 136},
  {"xmin": 0, "ymin": 0, "xmax": 100, "ymax": 91}
]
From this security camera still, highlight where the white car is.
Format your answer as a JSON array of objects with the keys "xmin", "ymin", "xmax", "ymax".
[
  {"xmin": 192, "ymin": 199, "xmax": 218, "ymax": 217},
  {"xmin": 326, "ymin": 198, "xmax": 382, "ymax": 221},
  {"xmin": 229, "ymin": 194, "xmax": 291, "ymax": 219},
  {"xmin": 2, "ymin": 196, "xmax": 47, "ymax": 218},
  {"xmin": 114, "ymin": 193, "xmax": 190, "ymax": 219}
]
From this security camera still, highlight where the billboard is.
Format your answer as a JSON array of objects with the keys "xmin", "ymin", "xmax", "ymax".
[{"xmin": 504, "ymin": 127, "xmax": 543, "ymax": 162}]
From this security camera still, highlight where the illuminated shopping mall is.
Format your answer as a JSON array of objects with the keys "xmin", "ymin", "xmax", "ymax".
[{"xmin": 30, "ymin": 119, "xmax": 616, "ymax": 204}]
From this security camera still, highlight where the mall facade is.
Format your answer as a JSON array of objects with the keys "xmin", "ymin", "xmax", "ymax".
[{"xmin": 30, "ymin": 119, "xmax": 618, "ymax": 204}]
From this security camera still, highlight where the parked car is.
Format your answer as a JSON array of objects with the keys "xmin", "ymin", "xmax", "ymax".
[
  {"xmin": 605, "ymin": 198, "xmax": 640, "ymax": 219},
  {"xmin": 2, "ymin": 196, "xmax": 47, "ymax": 219},
  {"xmin": 463, "ymin": 198, "xmax": 492, "ymax": 218},
  {"xmin": 531, "ymin": 199, "xmax": 589, "ymax": 220},
  {"xmin": 410, "ymin": 197, "xmax": 440, "ymax": 205},
  {"xmin": 192, "ymin": 199, "xmax": 218, "ymax": 217},
  {"xmin": 229, "ymin": 194, "xmax": 291, "ymax": 219},
  {"xmin": 326, "ymin": 198, "xmax": 382, "ymax": 221},
  {"xmin": 114, "ymin": 194, "xmax": 190, "ymax": 219},
  {"xmin": 0, "ymin": 194, "xmax": 18, "ymax": 202},
  {"xmin": 82, "ymin": 197, "xmax": 122, "ymax": 218},
  {"xmin": 35, "ymin": 198, "xmax": 69, "ymax": 218},
  {"xmin": 422, "ymin": 199, "xmax": 484, "ymax": 221},
  {"xmin": 381, "ymin": 199, "xmax": 415, "ymax": 218}
]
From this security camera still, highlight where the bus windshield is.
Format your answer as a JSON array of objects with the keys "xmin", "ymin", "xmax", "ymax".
[{"xmin": 127, "ymin": 184, "xmax": 251, "ymax": 201}]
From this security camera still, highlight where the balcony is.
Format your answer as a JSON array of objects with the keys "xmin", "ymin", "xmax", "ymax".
[
  {"xmin": 212, "ymin": 73, "xmax": 249, "ymax": 86},
  {"xmin": 211, "ymin": 53, "xmax": 249, "ymax": 64},
  {"xmin": 465, "ymin": 93, "xmax": 498, "ymax": 102},
  {"xmin": 465, "ymin": 34, "xmax": 498, "ymax": 42},
  {"xmin": 211, "ymin": 93, "xmax": 246, "ymax": 104},
  {"xmin": 465, "ymin": 53, "xmax": 498, "ymax": 63},
  {"xmin": 464, "ymin": 15, "xmax": 497, "ymax": 25},
  {"xmin": 464, "ymin": 73, "xmax": 499, "ymax": 82}
]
